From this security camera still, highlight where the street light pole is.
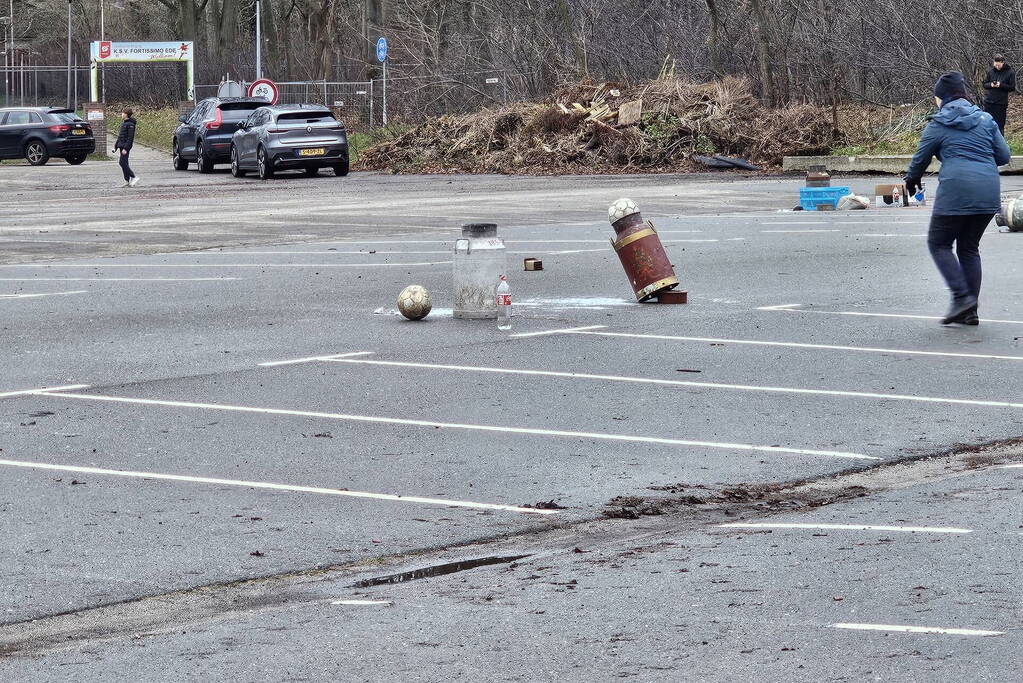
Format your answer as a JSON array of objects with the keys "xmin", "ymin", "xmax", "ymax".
[
  {"xmin": 9, "ymin": 0, "xmax": 13, "ymax": 106},
  {"xmin": 66, "ymin": 0, "xmax": 72, "ymax": 109},
  {"xmin": 1, "ymin": 17, "xmax": 8, "ymax": 106},
  {"xmin": 255, "ymin": 0, "xmax": 261, "ymax": 80},
  {"xmin": 100, "ymin": 0, "xmax": 104, "ymax": 102}
]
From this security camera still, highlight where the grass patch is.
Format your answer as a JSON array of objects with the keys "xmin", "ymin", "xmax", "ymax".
[
  {"xmin": 106, "ymin": 106, "xmax": 180, "ymax": 154},
  {"xmin": 1006, "ymin": 135, "xmax": 1023, "ymax": 155}
]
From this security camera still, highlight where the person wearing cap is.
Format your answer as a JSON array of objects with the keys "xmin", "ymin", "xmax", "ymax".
[
  {"xmin": 982, "ymin": 55, "xmax": 1015, "ymax": 133},
  {"xmin": 904, "ymin": 72, "xmax": 1011, "ymax": 325}
]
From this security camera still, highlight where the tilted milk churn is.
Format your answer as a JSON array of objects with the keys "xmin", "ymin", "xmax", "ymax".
[{"xmin": 607, "ymin": 198, "xmax": 679, "ymax": 301}]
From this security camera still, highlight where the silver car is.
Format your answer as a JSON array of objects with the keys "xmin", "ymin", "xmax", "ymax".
[{"xmin": 230, "ymin": 104, "xmax": 349, "ymax": 179}]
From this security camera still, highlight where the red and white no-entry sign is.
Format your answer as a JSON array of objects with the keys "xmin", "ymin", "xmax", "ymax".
[{"xmin": 247, "ymin": 79, "xmax": 279, "ymax": 104}]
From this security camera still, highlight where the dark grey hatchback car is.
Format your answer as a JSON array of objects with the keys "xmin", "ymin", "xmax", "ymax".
[
  {"xmin": 172, "ymin": 97, "xmax": 265, "ymax": 173},
  {"xmin": 230, "ymin": 105, "xmax": 349, "ymax": 180},
  {"xmin": 0, "ymin": 107, "xmax": 95, "ymax": 165}
]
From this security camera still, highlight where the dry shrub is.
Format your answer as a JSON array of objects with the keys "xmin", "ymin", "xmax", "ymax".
[{"xmin": 358, "ymin": 76, "xmax": 843, "ymax": 174}]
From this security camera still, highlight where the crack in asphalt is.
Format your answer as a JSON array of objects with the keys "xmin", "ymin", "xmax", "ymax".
[{"xmin": 0, "ymin": 437, "xmax": 1019, "ymax": 657}]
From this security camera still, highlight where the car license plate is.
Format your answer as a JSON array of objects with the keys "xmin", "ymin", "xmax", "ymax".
[
  {"xmin": 299, "ymin": 148, "xmax": 325, "ymax": 157},
  {"xmin": 72, "ymin": 129, "xmax": 86, "ymax": 135}
]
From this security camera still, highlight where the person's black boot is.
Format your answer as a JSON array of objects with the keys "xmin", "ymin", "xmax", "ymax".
[
  {"xmin": 942, "ymin": 296, "xmax": 977, "ymax": 325},
  {"xmin": 963, "ymin": 305, "xmax": 979, "ymax": 326}
]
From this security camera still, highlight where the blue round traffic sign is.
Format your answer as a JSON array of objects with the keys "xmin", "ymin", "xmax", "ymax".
[{"xmin": 376, "ymin": 37, "xmax": 388, "ymax": 63}]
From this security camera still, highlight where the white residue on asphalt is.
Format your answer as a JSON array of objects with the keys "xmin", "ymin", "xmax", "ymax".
[{"xmin": 515, "ymin": 297, "xmax": 639, "ymax": 310}]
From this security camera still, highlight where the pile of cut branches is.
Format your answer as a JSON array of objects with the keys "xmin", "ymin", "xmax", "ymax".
[{"xmin": 358, "ymin": 76, "xmax": 842, "ymax": 174}]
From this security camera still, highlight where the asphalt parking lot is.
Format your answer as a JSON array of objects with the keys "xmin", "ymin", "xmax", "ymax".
[{"xmin": 2, "ymin": 154, "xmax": 1022, "ymax": 680}]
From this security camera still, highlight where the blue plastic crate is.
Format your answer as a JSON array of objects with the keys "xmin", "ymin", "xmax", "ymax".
[{"xmin": 799, "ymin": 186, "xmax": 851, "ymax": 211}]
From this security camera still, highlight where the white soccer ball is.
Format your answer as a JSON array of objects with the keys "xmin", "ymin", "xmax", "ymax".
[
  {"xmin": 397, "ymin": 285, "xmax": 432, "ymax": 320},
  {"xmin": 609, "ymin": 198, "xmax": 640, "ymax": 224}
]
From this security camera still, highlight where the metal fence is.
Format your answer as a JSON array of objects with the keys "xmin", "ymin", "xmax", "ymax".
[
  {"xmin": 193, "ymin": 70, "xmax": 533, "ymax": 130},
  {"xmin": 1, "ymin": 62, "xmax": 190, "ymax": 109},
  {"xmin": 195, "ymin": 80, "xmax": 377, "ymax": 132},
  {"xmin": 2, "ymin": 63, "xmax": 534, "ymax": 129},
  {"xmin": 1, "ymin": 64, "xmax": 91, "ymax": 109}
]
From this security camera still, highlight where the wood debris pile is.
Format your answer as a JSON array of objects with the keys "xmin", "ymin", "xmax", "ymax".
[{"xmin": 358, "ymin": 76, "xmax": 842, "ymax": 175}]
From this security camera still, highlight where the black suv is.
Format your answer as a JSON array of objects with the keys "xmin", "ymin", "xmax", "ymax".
[
  {"xmin": 0, "ymin": 107, "xmax": 95, "ymax": 165},
  {"xmin": 172, "ymin": 97, "xmax": 266, "ymax": 173}
]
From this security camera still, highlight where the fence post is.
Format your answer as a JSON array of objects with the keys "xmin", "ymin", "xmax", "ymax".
[
  {"xmin": 369, "ymin": 79, "xmax": 374, "ymax": 129},
  {"xmin": 84, "ymin": 101, "xmax": 106, "ymax": 152}
]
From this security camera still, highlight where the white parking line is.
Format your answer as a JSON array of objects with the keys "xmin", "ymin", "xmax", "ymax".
[
  {"xmin": 757, "ymin": 303, "xmax": 802, "ymax": 311},
  {"xmin": 853, "ymin": 233, "xmax": 927, "ymax": 237},
  {"xmin": 260, "ymin": 351, "xmax": 374, "ymax": 367},
  {"xmin": 1001, "ymin": 464, "xmax": 1023, "ymax": 469},
  {"xmin": 719, "ymin": 523, "xmax": 972, "ymax": 533},
  {"xmin": 0, "ymin": 384, "xmax": 90, "ymax": 399},
  {"xmin": 0, "ymin": 458, "xmax": 556, "ymax": 515},
  {"xmin": 758, "ymin": 303, "xmax": 1023, "ymax": 325},
  {"xmin": 761, "ymin": 230, "xmax": 841, "ymax": 234},
  {"xmin": 38, "ymin": 390, "xmax": 875, "ymax": 460},
  {"xmin": 562, "ymin": 330, "xmax": 1023, "ymax": 361},
  {"xmin": 510, "ymin": 325, "xmax": 608, "ymax": 339},
  {"xmin": 828, "ymin": 623, "xmax": 1003, "ymax": 637},
  {"xmin": 0, "ymin": 278, "xmax": 243, "ymax": 282},
  {"xmin": 332, "ymin": 600, "xmax": 393, "ymax": 606},
  {"xmin": 172, "ymin": 251, "xmax": 452, "ymax": 255},
  {"xmin": 0, "ymin": 262, "xmax": 451, "ymax": 269},
  {"xmin": 324, "ymin": 356, "xmax": 1023, "ymax": 410},
  {"xmin": 0, "ymin": 290, "xmax": 87, "ymax": 300}
]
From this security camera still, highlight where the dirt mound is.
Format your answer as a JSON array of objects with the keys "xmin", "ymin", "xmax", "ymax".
[{"xmin": 358, "ymin": 76, "xmax": 842, "ymax": 175}]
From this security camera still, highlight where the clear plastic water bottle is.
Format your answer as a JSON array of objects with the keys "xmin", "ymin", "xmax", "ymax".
[{"xmin": 496, "ymin": 275, "xmax": 512, "ymax": 330}]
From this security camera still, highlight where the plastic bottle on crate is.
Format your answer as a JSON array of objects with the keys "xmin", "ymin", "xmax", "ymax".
[{"xmin": 496, "ymin": 275, "xmax": 512, "ymax": 330}]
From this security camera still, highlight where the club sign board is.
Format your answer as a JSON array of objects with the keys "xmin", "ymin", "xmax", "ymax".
[
  {"xmin": 92, "ymin": 41, "xmax": 193, "ymax": 63},
  {"xmin": 89, "ymin": 41, "xmax": 197, "ymax": 102}
]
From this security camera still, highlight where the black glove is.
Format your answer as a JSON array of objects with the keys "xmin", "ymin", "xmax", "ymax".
[{"xmin": 904, "ymin": 177, "xmax": 919, "ymax": 197}]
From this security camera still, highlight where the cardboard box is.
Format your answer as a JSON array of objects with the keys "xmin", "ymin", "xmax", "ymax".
[{"xmin": 875, "ymin": 183, "xmax": 909, "ymax": 208}]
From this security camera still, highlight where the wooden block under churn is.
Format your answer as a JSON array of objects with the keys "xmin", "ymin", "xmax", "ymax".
[{"xmin": 655, "ymin": 291, "xmax": 688, "ymax": 304}]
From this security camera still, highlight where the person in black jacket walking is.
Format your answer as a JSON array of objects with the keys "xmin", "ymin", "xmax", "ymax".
[
  {"xmin": 982, "ymin": 55, "xmax": 1015, "ymax": 133},
  {"xmin": 113, "ymin": 107, "xmax": 138, "ymax": 187}
]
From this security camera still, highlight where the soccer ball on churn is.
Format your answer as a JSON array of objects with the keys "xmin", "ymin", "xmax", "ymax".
[
  {"xmin": 397, "ymin": 285, "xmax": 433, "ymax": 320},
  {"xmin": 608, "ymin": 198, "xmax": 640, "ymax": 225}
]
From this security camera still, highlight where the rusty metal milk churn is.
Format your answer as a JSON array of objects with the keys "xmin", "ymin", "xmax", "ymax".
[
  {"xmin": 608, "ymin": 198, "xmax": 679, "ymax": 301},
  {"xmin": 453, "ymin": 223, "xmax": 507, "ymax": 319}
]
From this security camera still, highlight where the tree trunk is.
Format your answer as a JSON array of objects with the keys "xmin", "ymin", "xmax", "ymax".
[
  {"xmin": 705, "ymin": 0, "xmax": 722, "ymax": 75},
  {"xmin": 261, "ymin": 0, "xmax": 282, "ymax": 79},
  {"xmin": 747, "ymin": 0, "xmax": 776, "ymax": 105},
  {"xmin": 177, "ymin": 0, "xmax": 198, "ymax": 43},
  {"xmin": 554, "ymin": 0, "xmax": 585, "ymax": 77}
]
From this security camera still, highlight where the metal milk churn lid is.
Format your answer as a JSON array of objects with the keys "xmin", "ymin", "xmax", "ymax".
[{"xmin": 453, "ymin": 223, "xmax": 507, "ymax": 320}]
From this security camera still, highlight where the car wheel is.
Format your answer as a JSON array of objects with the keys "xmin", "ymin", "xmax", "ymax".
[
  {"xmin": 257, "ymin": 147, "xmax": 274, "ymax": 180},
  {"xmin": 172, "ymin": 140, "xmax": 188, "ymax": 170},
  {"xmin": 64, "ymin": 154, "xmax": 87, "ymax": 165},
  {"xmin": 197, "ymin": 141, "xmax": 213, "ymax": 174},
  {"xmin": 333, "ymin": 154, "xmax": 349, "ymax": 177},
  {"xmin": 24, "ymin": 141, "xmax": 49, "ymax": 166},
  {"xmin": 304, "ymin": 166, "xmax": 319, "ymax": 177},
  {"xmin": 230, "ymin": 146, "xmax": 246, "ymax": 178}
]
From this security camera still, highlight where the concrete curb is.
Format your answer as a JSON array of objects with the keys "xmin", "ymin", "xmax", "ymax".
[{"xmin": 783, "ymin": 154, "xmax": 1023, "ymax": 174}]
